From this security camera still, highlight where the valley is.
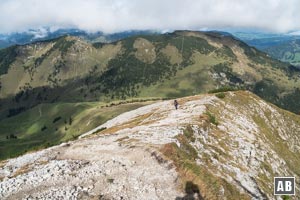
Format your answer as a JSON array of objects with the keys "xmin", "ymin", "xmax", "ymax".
[{"xmin": 0, "ymin": 98, "xmax": 157, "ymax": 160}]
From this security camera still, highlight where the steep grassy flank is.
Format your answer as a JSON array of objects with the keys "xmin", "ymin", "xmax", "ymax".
[
  {"xmin": 0, "ymin": 36, "xmax": 121, "ymax": 99},
  {"xmin": 159, "ymin": 91, "xmax": 300, "ymax": 199},
  {"xmin": 161, "ymin": 127, "xmax": 250, "ymax": 200},
  {"xmin": 0, "ymin": 45, "xmax": 18, "ymax": 75},
  {"xmin": 205, "ymin": 91, "xmax": 300, "ymax": 196},
  {"xmin": 34, "ymin": 36, "xmax": 75, "ymax": 67},
  {"xmin": 0, "ymin": 100, "xmax": 154, "ymax": 160},
  {"xmin": 264, "ymin": 39, "xmax": 300, "ymax": 66}
]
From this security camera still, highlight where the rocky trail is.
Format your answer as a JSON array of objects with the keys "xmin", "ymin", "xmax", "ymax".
[{"xmin": 0, "ymin": 94, "xmax": 211, "ymax": 200}]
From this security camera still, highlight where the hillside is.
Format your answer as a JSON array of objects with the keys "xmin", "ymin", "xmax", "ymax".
[
  {"xmin": 0, "ymin": 98, "xmax": 158, "ymax": 160},
  {"xmin": 0, "ymin": 31, "xmax": 300, "ymax": 119},
  {"xmin": 231, "ymin": 31, "xmax": 300, "ymax": 66},
  {"xmin": 1, "ymin": 91, "xmax": 300, "ymax": 199},
  {"xmin": 264, "ymin": 39, "xmax": 300, "ymax": 67}
]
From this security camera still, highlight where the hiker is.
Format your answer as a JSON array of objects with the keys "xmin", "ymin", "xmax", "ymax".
[{"xmin": 174, "ymin": 99, "xmax": 179, "ymax": 110}]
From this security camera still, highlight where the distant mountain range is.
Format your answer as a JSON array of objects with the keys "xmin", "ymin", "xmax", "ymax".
[{"xmin": 0, "ymin": 28, "xmax": 156, "ymax": 48}]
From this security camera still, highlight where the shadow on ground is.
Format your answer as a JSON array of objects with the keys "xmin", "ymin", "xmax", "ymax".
[{"xmin": 175, "ymin": 181, "xmax": 204, "ymax": 200}]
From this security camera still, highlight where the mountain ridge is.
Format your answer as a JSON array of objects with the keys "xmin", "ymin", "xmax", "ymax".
[{"xmin": 1, "ymin": 91, "xmax": 299, "ymax": 199}]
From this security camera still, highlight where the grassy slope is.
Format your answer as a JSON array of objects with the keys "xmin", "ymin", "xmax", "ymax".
[
  {"xmin": 161, "ymin": 134, "xmax": 250, "ymax": 200},
  {"xmin": 0, "ymin": 100, "xmax": 155, "ymax": 160},
  {"xmin": 0, "ymin": 45, "xmax": 18, "ymax": 75},
  {"xmin": 264, "ymin": 39, "xmax": 300, "ymax": 66},
  {"xmin": 138, "ymin": 52, "xmax": 225, "ymax": 98},
  {"xmin": 0, "ymin": 36, "xmax": 121, "ymax": 99},
  {"xmin": 209, "ymin": 91, "xmax": 300, "ymax": 196}
]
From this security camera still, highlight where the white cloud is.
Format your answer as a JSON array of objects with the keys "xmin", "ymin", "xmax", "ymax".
[
  {"xmin": 0, "ymin": 0, "xmax": 299, "ymax": 33},
  {"xmin": 288, "ymin": 31, "xmax": 300, "ymax": 36}
]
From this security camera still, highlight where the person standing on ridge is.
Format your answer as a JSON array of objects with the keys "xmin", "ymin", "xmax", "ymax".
[{"xmin": 174, "ymin": 99, "xmax": 179, "ymax": 110}]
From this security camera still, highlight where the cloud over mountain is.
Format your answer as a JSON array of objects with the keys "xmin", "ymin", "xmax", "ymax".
[{"xmin": 0, "ymin": 0, "xmax": 299, "ymax": 33}]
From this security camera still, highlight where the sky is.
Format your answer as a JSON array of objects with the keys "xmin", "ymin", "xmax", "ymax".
[{"xmin": 0, "ymin": 0, "xmax": 299, "ymax": 34}]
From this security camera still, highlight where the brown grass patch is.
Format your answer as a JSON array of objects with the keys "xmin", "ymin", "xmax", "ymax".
[
  {"xmin": 12, "ymin": 164, "xmax": 32, "ymax": 178},
  {"xmin": 160, "ymin": 44, "xmax": 183, "ymax": 65},
  {"xmin": 0, "ymin": 160, "xmax": 7, "ymax": 168},
  {"xmin": 160, "ymin": 141, "xmax": 250, "ymax": 200},
  {"xmin": 133, "ymin": 38, "xmax": 156, "ymax": 64},
  {"xmin": 115, "ymin": 136, "xmax": 130, "ymax": 142}
]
